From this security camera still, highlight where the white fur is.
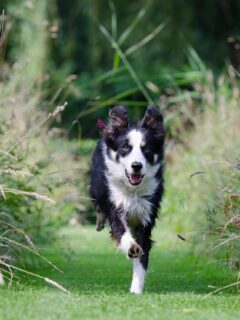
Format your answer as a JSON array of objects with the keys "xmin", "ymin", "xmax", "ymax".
[
  {"xmin": 130, "ymin": 258, "xmax": 146, "ymax": 294},
  {"xmin": 119, "ymin": 231, "xmax": 135, "ymax": 255},
  {"xmin": 110, "ymin": 149, "xmax": 117, "ymax": 161},
  {"xmin": 103, "ymin": 130, "xmax": 162, "ymax": 226},
  {"xmin": 108, "ymin": 182, "xmax": 153, "ymax": 225},
  {"xmin": 121, "ymin": 130, "xmax": 147, "ymax": 176}
]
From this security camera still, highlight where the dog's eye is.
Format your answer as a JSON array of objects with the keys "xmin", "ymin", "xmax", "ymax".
[
  {"xmin": 142, "ymin": 146, "xmax": 150, "ymax": 153},
  {"xmin": 121, "ymin": 144, "xmax": 130, "ymax": 151}
]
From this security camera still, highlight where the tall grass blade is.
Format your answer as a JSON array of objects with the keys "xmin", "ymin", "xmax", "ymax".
[
  {"xmin": 203, "ymin": 281, "xmax": 240, "ymax": 299},
  {"xmin": 0, "ymin": 10, "xmax": 5, "ymax": 51},
  {"xmin": 0, "ymin": 261, "xmax": 70, "ymax": 293},
  {"xmin": 118, "ymin": 8, "xmax": 146, "ymax": 45},
  {"xmin": 188, "ymin": 46, "xmax": 207, "ymax": 74},
  {"xmin": 0, "ymin": 235, "xmax": 62, "ymax": 273},
  {"xmin": 108, "ymin": 0, "xmax": 117, "ymax": 40},
  {"xmin": 77, "ymin": 86, "xmax": 140, "ymax": 118},
  {"xmin": 126, "ymin": 20, "xmax": 167, "ymax": 56},
  {"xmin": 99, "ymin": 23, "xmax": 154, "ymax": 105}
]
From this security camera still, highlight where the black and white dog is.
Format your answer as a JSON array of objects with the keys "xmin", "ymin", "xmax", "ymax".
[{"xmin": 90, "ymin": 105, "xmax": 165, "ymax": 294}]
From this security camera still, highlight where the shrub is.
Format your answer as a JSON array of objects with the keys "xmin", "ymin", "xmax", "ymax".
[{"xmin": 162, "ymin": 67, "xmax": 240, "ymax": 276}]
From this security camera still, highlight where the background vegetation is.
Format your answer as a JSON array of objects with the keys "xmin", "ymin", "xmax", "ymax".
[{"xmin": 0, "ymin": 0, "xmax": 240, "ymax": 313}]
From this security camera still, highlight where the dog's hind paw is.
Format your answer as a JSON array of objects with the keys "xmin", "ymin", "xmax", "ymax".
[
  {"xmin": 96, "ymin": 211, "xmax": 106, "ymax": 232},
  {"xmin": 128, "ymin": 243, "xmax": 143, "ymax": 258},
  {"xmin": 96, "ymin": 223, "xmax": 105, "ymax": 231}
]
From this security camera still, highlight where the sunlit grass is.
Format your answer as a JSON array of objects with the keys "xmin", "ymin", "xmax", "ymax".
[{"xmin": 0, "ymin": 226, "xmax": 239, "ymax": 320}]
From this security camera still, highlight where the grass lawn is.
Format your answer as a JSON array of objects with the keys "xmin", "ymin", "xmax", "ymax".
[{"xmin": 0, "ymin": 225, "xmax": 239, "ymax": 320}]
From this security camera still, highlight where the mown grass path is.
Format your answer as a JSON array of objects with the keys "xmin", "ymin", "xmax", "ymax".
[{"xmin": 0, "ymin": 226, "xmax": 239, "ymax": 320}]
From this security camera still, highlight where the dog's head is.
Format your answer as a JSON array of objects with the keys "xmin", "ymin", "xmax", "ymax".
[{"xmin": 102, "ymin": 105, "xmax": 165, "ymax": 187}]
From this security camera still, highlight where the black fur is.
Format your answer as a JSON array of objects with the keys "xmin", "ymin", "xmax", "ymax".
[{"xmin": 90, "ymin": 105, "xmax": 165, "ymax": 289}]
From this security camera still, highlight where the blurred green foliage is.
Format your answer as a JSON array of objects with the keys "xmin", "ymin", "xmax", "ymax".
[
  {"xmin": 1, "ymin": 0, "xmax": 240, "ymax": 285},
  {"xmin": 2, "ymin": 0, "xmax": 240, "ymax": 138},
  {"xmin": 53, "ymin": 0, "xmax": 240, "ymax": 73}
]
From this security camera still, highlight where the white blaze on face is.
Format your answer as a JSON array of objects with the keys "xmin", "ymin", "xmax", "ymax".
[{"xmin": 120, "ymin": 129, "xmax": 146, "ymax": 175}]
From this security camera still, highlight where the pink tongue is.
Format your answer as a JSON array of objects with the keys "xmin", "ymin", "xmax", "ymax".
[{"xmin": 130, "ymin": 174, "xmax": 142, "ymax": 184}]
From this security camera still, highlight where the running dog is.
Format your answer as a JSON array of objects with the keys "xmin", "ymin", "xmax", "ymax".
[{"xmin": 90, "ymin": 105, "xmax": 165, "ymax": 294}]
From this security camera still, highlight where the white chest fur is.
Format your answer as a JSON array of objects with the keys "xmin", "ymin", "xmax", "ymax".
[{"xmin": 108, "ymin": 182, "xmax": 153, "ymax": 226}]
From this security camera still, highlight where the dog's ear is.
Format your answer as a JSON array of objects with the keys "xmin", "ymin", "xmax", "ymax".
[
  {"xmin": 102, "ymin": 105, "xmax": 128, "ymax": 138},
  {"xmin": 140, "ymin": 106, "xmax": 165, "ymax": 139}
]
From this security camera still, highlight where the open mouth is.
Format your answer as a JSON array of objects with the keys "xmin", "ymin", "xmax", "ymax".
[{"xmin": 125, "ymin": 170, "xmax": 144, "ymax": 186}]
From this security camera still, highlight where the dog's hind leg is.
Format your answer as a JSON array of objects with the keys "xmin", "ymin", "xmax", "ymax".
[{"xmin": 96, "ymin": 211, "xmax": 106, "ymax": 231}]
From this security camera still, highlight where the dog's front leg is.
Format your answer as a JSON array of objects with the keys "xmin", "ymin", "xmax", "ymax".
[
  {"xmin": 130, "ymin": 258, "xmax": 146, "ymax": 295},
  {"xmin": 130, "ymin": 226, "xmax": 152, "ymax": 295},
  {"xmin": 108, "ymin": 207, "xmax": 143, "ymax": 259}
]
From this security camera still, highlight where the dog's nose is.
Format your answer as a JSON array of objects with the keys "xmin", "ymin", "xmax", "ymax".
[{"xmin": 131, "ymin": 162, "xmax": 143, "ymax": 172}]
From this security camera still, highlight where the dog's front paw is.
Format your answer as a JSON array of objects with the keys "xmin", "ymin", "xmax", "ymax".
[
  {"xmin": 130, "ymin": 286, "xmax": 143, "ymax": 295},
  {"xmin": 128, "ymin": 243, "xmax": 143, "ymax": 258},
  {"xmin": 96, "ymin": 222, "xmax": 105, "ymax": 231}
]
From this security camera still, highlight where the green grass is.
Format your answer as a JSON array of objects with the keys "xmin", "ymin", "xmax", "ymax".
[{"xmin": 0, "ymin": 225, "xmax": 239, "ymax": 320}]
